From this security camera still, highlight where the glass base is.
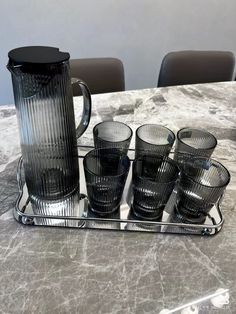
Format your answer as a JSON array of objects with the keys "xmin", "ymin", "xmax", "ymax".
[
  {"xmin": 126, "ymin": 207, "xmax": 162, "ymax": 232},
  {"xmin": 170, "ymin": 205, "xmax": 207, "ymax": 233},
  {"xmin": 30, "ymin": 190, "xmax": 81, "ymax": 227}
]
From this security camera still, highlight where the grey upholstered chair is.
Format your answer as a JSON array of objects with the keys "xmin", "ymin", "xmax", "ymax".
[
  {"xmin": 70, "ymin": 58, "xmax": 125, "ymax": 96},
  {"xmin": 158, "ymin": 50, "xmax": 235, "ymax": 87}
]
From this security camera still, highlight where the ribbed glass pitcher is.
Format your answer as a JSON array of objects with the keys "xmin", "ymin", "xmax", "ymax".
[{"xmin": 7, "ymin": 46, "xmax": 91, "ymax": 221}]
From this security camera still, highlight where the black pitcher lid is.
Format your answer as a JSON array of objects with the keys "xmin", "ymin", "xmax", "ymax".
[{"xmin": 8, "ymin": 46, "xmax": 70, "ymax": 65}]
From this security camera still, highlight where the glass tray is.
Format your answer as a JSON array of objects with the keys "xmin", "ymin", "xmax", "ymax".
[{"xmin": 14, "ymin": 146, "xmax": 224, "ymax": 236}]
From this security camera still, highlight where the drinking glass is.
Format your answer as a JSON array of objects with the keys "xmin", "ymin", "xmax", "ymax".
[
  {"xmin": 93, "ymin": 121, "xmax": 133, "ymax": 154},
  {"xmin": 135, "ymin": 124, "xmax": 175, "ymax": 159},
  {"xmin": 176, "ymin": 156, "xmax": 230, "ymax": 218},
  {"xmin": 175, "ymin": 128, "xmax": 217, "ymax": 159},
  {"xmin": 132, "ymin": 155, "xmax": 179, "ymax": 220},
  {"xmin": 83, "ymin": 148, "xmax": 130, "ymax": 215}
]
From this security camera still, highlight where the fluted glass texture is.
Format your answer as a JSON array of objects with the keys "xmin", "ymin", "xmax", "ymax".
[
  {"xmin": 176, "ymin": 156, "xmax": 230, "ymax": 217},
  {"xmin": 132, "ymin": 155, "xmax": 179, "ymax": 219},
  {"xmin": 93, "ymin": 121, "xmax": 133, "ymax": 155},
  {"xmin": 175, "ymin": 127, "xmax": 217, "ymax": 158},
  {"xmin": 84, "ymin": 148, "xmax": 130, "ymax": 214},
  {"xmin": 135, "ymin": 124, "xmax": 175, "ymax": 159},
  {"xmin": 11, "ymin": 61, "xmax": 80, "ymax": 214}
]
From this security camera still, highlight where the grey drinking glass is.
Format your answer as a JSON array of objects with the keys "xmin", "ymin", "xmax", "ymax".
[
  {"xmin": 169, "ymin": 205, "xmax": 207, "ymax": 234},
  {"xmin": 93, "ymin": 121, "xmax": 133, "ymax": 154},
  {"xmin": 7, "ymin": 46, "xmax": 91, "ymax": 220},
  {"xmin": 84, "ymin": 148, "xmax": 130, "ymax": 215},
  {"xmin": 135, "ymin": 124, "xmax": 175, "ymax": 159},
  {"xmin": 176, "ymin": 156, "xmax": 230, "ymax": 219},
  {"xmin": 132, "ymin": 155, "xmax": 179, "ymax": 220},
  {"xmin": 175, "ymin": 128, "xmax": 217, "ymax": 160}
]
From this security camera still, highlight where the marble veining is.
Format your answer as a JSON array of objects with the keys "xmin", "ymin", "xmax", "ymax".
[{"xmin": 0, "ymin": 82, "xmax": 236, "ymax": 313}]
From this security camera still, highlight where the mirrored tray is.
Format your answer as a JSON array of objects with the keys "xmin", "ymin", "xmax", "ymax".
[
  {"xmin": 14, "ymin": 146, "xmax": 224, "ymax": 236},
  {"xmin": 158, "ymin": 288, "xmax": 230, "ymax": 313}
]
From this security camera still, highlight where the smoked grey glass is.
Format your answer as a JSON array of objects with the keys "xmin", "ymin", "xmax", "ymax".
[
  {"xmin": 175, "ymin": 128, "xmax": 217, "ymax": 159},
  {"xmin": 171, "ymin": 206, "xmax": 207, "ymax": 225},
  {"xmin": 93, "ymin": 121, "xmax": 133, "ymax": 154},
  {"xmin": 176, "ymin": 156, "xmax": 230, "ymax": 219},
  {"xmin": 135, "ymin": 124, "xmax": 175, "ymax": 159},
  {"xmin": 84, "ymin": 148, "xmax": 130, "ymax": 215},
  {"xmin": 7, "ymin": 48, "xmax": 91, "ymax": 219},
  {"xmin": 132, "ymin": 155, "xmax": 179, "ymax": 220}
]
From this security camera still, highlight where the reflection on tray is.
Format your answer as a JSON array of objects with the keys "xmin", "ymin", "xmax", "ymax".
[
  {"xmin": 83, "ymin": 203, "xmax": 121, "ymax": 230},
  {"xmin": 125, "ymin": 207, "xmax": 162, "ymax": 232}
]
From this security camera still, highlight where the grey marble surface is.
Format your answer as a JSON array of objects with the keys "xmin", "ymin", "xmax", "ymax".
[{"xmin": 0, "ymin": 82, "xmax": 236, "ymax": 313}]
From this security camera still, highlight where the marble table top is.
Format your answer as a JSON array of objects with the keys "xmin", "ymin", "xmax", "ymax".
[{"xmin": 0, "ymin": 82, "xmax": 236, "ymax": 313}]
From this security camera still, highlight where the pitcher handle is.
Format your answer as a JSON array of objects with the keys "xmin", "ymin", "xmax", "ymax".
[{"xmin": 71, "ymin": 78, "xmax": 92, "ymax": 139}]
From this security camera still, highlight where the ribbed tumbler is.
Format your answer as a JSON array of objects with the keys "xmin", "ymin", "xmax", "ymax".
[
  {"xmin": 135, "ymin": 124, "xmax": 175, "ymax": 159},
  {"xmin": 93, "ymin": 121, "xmax": 133, "ymax": 155},
  {"xmin": 176, "ymin": 156, "xmax": 230, "ymax": 219},
  {"xmin": 175, "ymin": 128, "xmax": 217, "ymax": 159},
  {"xmin": 84, "ymin": 148, "xmax": 130, "ymax": 215},
  {"xmin": 132, "ymin": 155, "xmax": 179, "ymax": 220}
]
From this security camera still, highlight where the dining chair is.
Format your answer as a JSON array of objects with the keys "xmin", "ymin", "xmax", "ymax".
[
  {"xmin": 157, "ymin": 50, "xmax": 235, "ymax": 87},
  {"xmin": 70, "ymin": 58, "xmax": 125, "ymax": 95}
]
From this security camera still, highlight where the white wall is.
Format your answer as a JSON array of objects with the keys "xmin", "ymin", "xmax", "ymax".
[{"xmin": 1, "ymin": 0, "xmax": 236, "ymax": 104}]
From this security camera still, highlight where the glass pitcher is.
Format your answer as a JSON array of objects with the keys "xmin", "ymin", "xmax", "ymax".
[{"xmin": 7, "ymin": 46, "xmax": 92, "ymax": 222}]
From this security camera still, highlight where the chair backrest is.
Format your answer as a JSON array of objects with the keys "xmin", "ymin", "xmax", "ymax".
[
  {"xmin": 70, "ymin": 58, "xmax": 125, "ymax": 95},
  {"xmin": 158, "ymin": 50, "xmax": 235, "ymax": 87}
]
